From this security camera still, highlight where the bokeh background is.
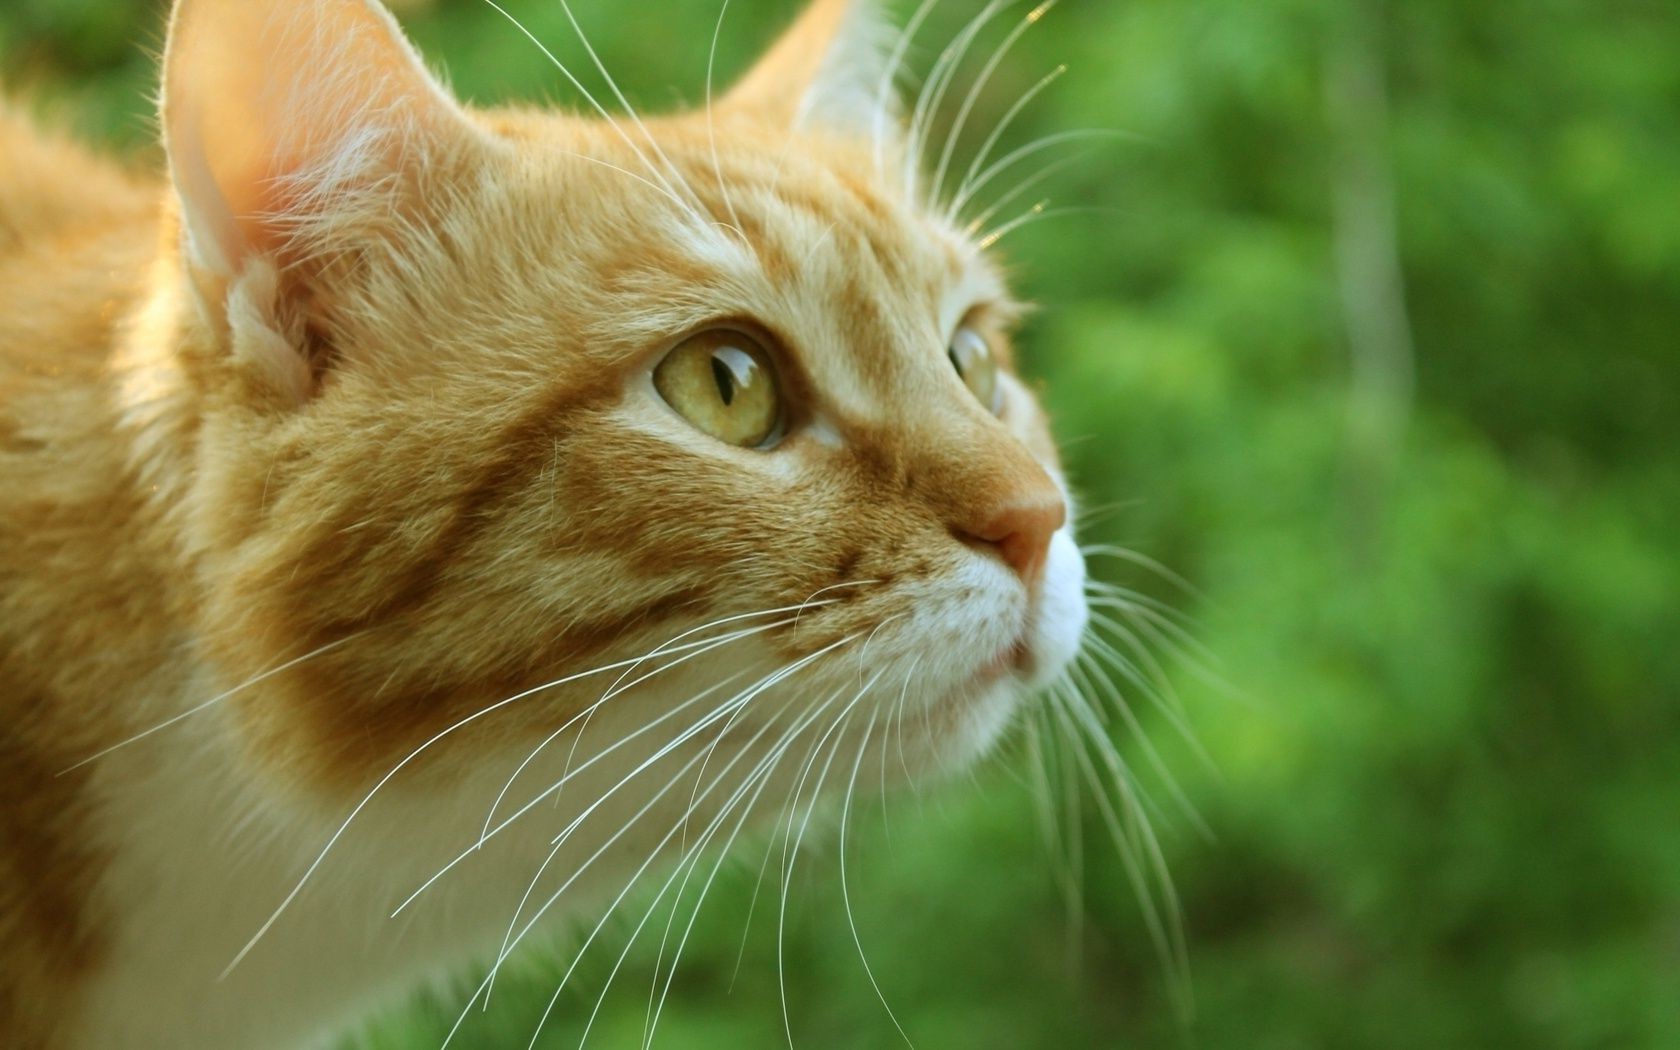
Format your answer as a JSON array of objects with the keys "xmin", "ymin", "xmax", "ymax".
[{"xmin": 5, "ymin": 0, "xmax": 1677, "ymax": 1046}]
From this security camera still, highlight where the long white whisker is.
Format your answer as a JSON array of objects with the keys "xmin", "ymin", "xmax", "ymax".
[
  {"xmin": 872, "ymin": 0, "xmax": 944, "ymax": 178},
  {"xmin": 554, "ymin": 0, "xmax": 704, "ymax": 211},
  {"xmin": 953, "ymin": 63, "xmax": 1067, "ymax": 209},
  {"xmin": 1069, "ymin": 655, "xmax": 1207, "ymax": 837},
  {"xmin": 480, "ymin": 631, "xmax": 860, "ymax": 1007},
  {"xmin": 226, "ymin": 610, "xmax": 818, "ymax": 979},
  {"xmin": 839, "ymin": 710, "xmax": 914, "ymax": 1047},
  {"xmin": 1047, "ymin": 688, "xmax": 1189, "ymax": 997},
  {"xmin": 475, "ymin": 0, "xmax": 705, "ymax": 227},
  {"xmin": 904, "ymin": 0, "xmax": 1013, "ymax": 208},
  {"xmin": 509, "ymin": 679, "xmax": 852, "ymax": 1049},
  {"xmin": 953, "ymin": 128, "xmax": 1124, "ymax": 217},
  {"xmin": 962, "ymin": 151, "xmax": 1087, "ymax": 235},
  {"xmin": 932, "ymin": 1, "xmax": 1057, "ymax": 210},
  {"xmin": 1079, "ymin": 543, "xmax": 1202, "ymax": 596},
  {"xmin": 391, "ymin": 672, "xmax": 745, "ymax": 919},
  {"xmin": 475, "ymin": 633, "xmax": 859, "ymax": 999},
  {"xmin": 705, "ymin": 0, "xmax": 743, "ymax": 238},
  {"xmin": 58, "ymin": 633, "xmax": 361, "ymax": 773},
  {"xmin": 776, "ymin": 669, "xmax": 883, "ymax": 1047},
  {"xmin": 640, "ymin": 686, "xmax": 851, "ymax": 1048},
  {"xmin": 979, "ymin": 203, "xmax": 1124, "ymax": 249},
  {"xmin": 480, "ymin": 610, "xmax": 804, "ymax": 840}
]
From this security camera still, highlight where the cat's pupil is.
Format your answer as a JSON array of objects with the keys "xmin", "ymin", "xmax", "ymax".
[
  {"xmin": 711, "ymin": 355, "xmax": 735, "ymax": 406},
  {"xmin": 948, "ymin": 348, "xmax": 964, "ymax": 377}
]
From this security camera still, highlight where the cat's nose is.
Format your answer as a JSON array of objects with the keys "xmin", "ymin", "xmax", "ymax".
[{"xmin": 956, "ymin": 493, "xmax": 1067, "ymax": 589}]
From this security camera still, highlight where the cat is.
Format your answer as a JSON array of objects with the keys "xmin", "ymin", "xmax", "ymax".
[{"xmin": 0, "ymin": 0, "xmax": 1093, "ymax": 1045}]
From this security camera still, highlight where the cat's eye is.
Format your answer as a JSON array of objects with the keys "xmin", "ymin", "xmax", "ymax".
[
  {"xmin": 653, "ymin": 329, "xmax": 782, "ymax": 448},
  {"xmin": 948, "ymin": 325, "xmax": 1000, "ymax": 413}
]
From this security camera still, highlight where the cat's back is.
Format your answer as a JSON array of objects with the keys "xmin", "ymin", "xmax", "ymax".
[
  {"xmin": 0, "ymin": 100, "xmax": 158, "ymax": 383},
  {"xmin": 0, "ymin": 99, "xmax": 159, "ymax": 477},
  {"xmin": 0, "ymin": 103, "xmax": 152, "ymax": 256}
]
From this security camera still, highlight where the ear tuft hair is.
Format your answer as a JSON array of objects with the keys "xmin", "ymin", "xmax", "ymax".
[{"xmin": 724, "ymin": 0, "xmax": 902, "ymax": 139}]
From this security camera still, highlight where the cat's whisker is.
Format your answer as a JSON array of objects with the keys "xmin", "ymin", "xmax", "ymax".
[
  {"xmin": 953, "ymin": 128, "xmax": 1124, "ymax": 218},
  {"xmin": 391, "ymin": 673, "xmax": 747, "ymax": 919},
  {"xmin": 56, "ymin": 632, "xmax": 363, "ymax": 774},
  {"xmin": 1023, "ymin": 706, "xmax": 1079, "ymax": 930},
  {"xmin": 705, "ymin": 0, "xmax": 745, "ymax": 240},
  {"xmin": 904, "ymin": 0, "xmax": 1013, "ymax": 209},
  {"xmin": 981, "ymin": 203, "xmax": 1126, "ymax": 249},
  {"xmin": 1079, "ymin": 543, "xmax": 1202, "ymax": 596},
  {"xmin": 550, "ymin": 148, "xmax": 704, "ymax": 215},
  {"xmin": 854, "ymin": 612, "xmax": 907, "ymax": 686},
  {"xmin": 478, "ymin": 658, "xmax": 798, "ymax": 1011},
  {"xmin": 475, "ymin": 0, "xmax": 708, "ymax": 229},
  {"xmin": 661, "ymin": 629, "xmax": 867, "ymax": 870},
  {"xmin": 878, "ymin": 654, "xmax": 924, "ymax": 828},
  {"xmin": 479, "ymin": 607, "xmax": 808, "ymax": 840},
  {"xmin": 775, "ymin": 669, "xmax": 882, "ymax": 1047},
  {"xmin": 637, "ymin": 680, "xmax": 850, "ymax": 1048},
  {"xmin": 1046, "ymin": 685, "xmax": 1191, "ymax": 1003},
  {"xmin": 1069, "ymin": 653, "xmax": 1207, "ymax": 836},
  {"xmin": 1083, "ymin": 577, "xmax": 1201, "ymax": 628},
  {"xmin": 479, "ymin": 630, "xmax": 861, "ymax": 1003},
  {"xmin": 553, "ymin": 0, "xmax": 708, "ymax": 213},
  {"xmin": 872, "ymin": 0, "xmax": 944, "ymax": 179},
  {"xmin": 962, "ymin": 151, "xmax": 1088, "ymax": 238},
  {"xmin": 1054, "ymin": 693, "xmax": 1087, "ymax": 949},
  {"xmin": 227, "ymin": 609, "xmax": 831, "ymax": 979},
  {"xmin": 1032, "ymin": 699, "xmax": 1085, "ymax": 961},
  {"xmin": 1088, "ymin": 600, "xmax": 1224, "ymax": 680},
  {"xmin": 476, "ymin": 714, "xmax": 736, "ymax": 1017},
  {"xmin": 1084, "ymin": 608, "xmax": 1197, "ymax": 712},
  {"xmin": 443, "ymin": 629, "xmax": 858, "ymax": 980},
  {"xmin": 953, "ymin": 63, "xmax": 1067, "ymax": 213},
  {"xmin": 1081, "ymin": 627, "xmax": 1210, "ymax": 778},
  {"xmin": 977, "ymin": 196, "xmax": 1050, "ymax": 248},
  {"xmin": 933, "ymin": 1, "xmax": 1057, "ymax": 212},
  {"xmin": 504, "ymin": 675, "xmax": 855, "ymax": 1048},
  {"xmin": 446, "ymin": 688, "xmax": 807, "ymax": 1046},
  {"xmin": 839, "ymin": 708, "xmax": 915, "ymax": 1047},
  {"xmin": 791, "ymin": 577, "xmax": 880, "ymax": 634},
  {"xmin": 596, "ymin": 686, "xmax": 852, "ymax": 1050}
]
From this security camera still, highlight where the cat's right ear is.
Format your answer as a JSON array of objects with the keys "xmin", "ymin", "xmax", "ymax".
[{"xmin": 161, "ymin": 0, "xmax": 479, "ymax": 280}]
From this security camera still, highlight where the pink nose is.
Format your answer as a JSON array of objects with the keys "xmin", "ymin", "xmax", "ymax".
[{"xmin": 956, "ymin": 495, "xmax": 1067, "ymax": 588}]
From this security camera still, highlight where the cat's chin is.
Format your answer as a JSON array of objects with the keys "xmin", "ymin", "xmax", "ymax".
[{"xmin": 913, "ymin": 528, "xmax": 1090, "ymax": 774}]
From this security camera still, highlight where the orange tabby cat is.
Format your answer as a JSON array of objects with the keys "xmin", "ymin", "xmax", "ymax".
[{"xmin": 0, "ymin": 0, "xmax": 1087, "ymax": 1045}]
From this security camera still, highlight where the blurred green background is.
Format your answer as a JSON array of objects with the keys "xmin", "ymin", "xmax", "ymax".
[{"xmin": 6, "ymin": 0, "xmax": 1677, "ymax": 1046}]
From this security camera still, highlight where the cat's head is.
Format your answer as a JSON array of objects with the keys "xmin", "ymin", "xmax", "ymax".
[{"xmin": 157, "ymin": 0, "xmax": 1087, "ymax": 798}]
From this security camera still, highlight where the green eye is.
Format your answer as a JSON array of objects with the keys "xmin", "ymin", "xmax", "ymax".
[
  {"xmin": 653, "ymin": 329, "xmax": 782, "ymax": 448},
  {"xmin": 948, "ymin": 325, "xmax": 1000, "ymax": 413}
]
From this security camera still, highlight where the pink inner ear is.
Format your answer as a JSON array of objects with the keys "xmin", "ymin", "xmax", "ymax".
[{"xmin": 163, "ymin": 0, "xmax": 471, "ymax": 276}]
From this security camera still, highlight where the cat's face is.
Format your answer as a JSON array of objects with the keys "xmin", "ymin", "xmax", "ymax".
[{"xmin": 163, "ymin": 0, "xmax": 1086, "ymax": 799}]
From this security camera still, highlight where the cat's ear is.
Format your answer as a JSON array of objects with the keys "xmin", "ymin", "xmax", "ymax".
[
  {"xmin": 161, "ymin": 0, "xmax": 478, "ymax": 278},
  {"xmin": 723, "ymin": 0, "xmax": 901, "ymax": 139}
]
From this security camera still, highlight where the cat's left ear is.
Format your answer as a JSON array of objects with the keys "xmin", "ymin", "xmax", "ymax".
[
  {"xmin": 723, "ymin": 0, "xmax": 901, "ymax": 139},
  {"xmin": 161, "ymin": 0, "xmax": 480, "ymax": 279}
]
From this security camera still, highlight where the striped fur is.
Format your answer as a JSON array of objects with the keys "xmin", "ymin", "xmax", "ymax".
[{"xmin": 0, "ymin": 1, "xmax": 1088, "ymax": 1045}]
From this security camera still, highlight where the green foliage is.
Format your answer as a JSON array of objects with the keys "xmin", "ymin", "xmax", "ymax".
[{"xmin": 9, "ymin": 0, "xmax": 1676, "ymax": 1045}]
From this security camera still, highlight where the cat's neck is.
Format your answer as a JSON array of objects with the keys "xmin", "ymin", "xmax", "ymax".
[{"xmin": 0, "ymin": 159, "xmax": 603, "ymax": 1047}]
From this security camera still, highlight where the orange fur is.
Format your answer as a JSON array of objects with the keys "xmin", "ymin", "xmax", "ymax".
[{"xmin": 0, "ymin": 2, "xmax": 1085, "ymax": 1045}]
